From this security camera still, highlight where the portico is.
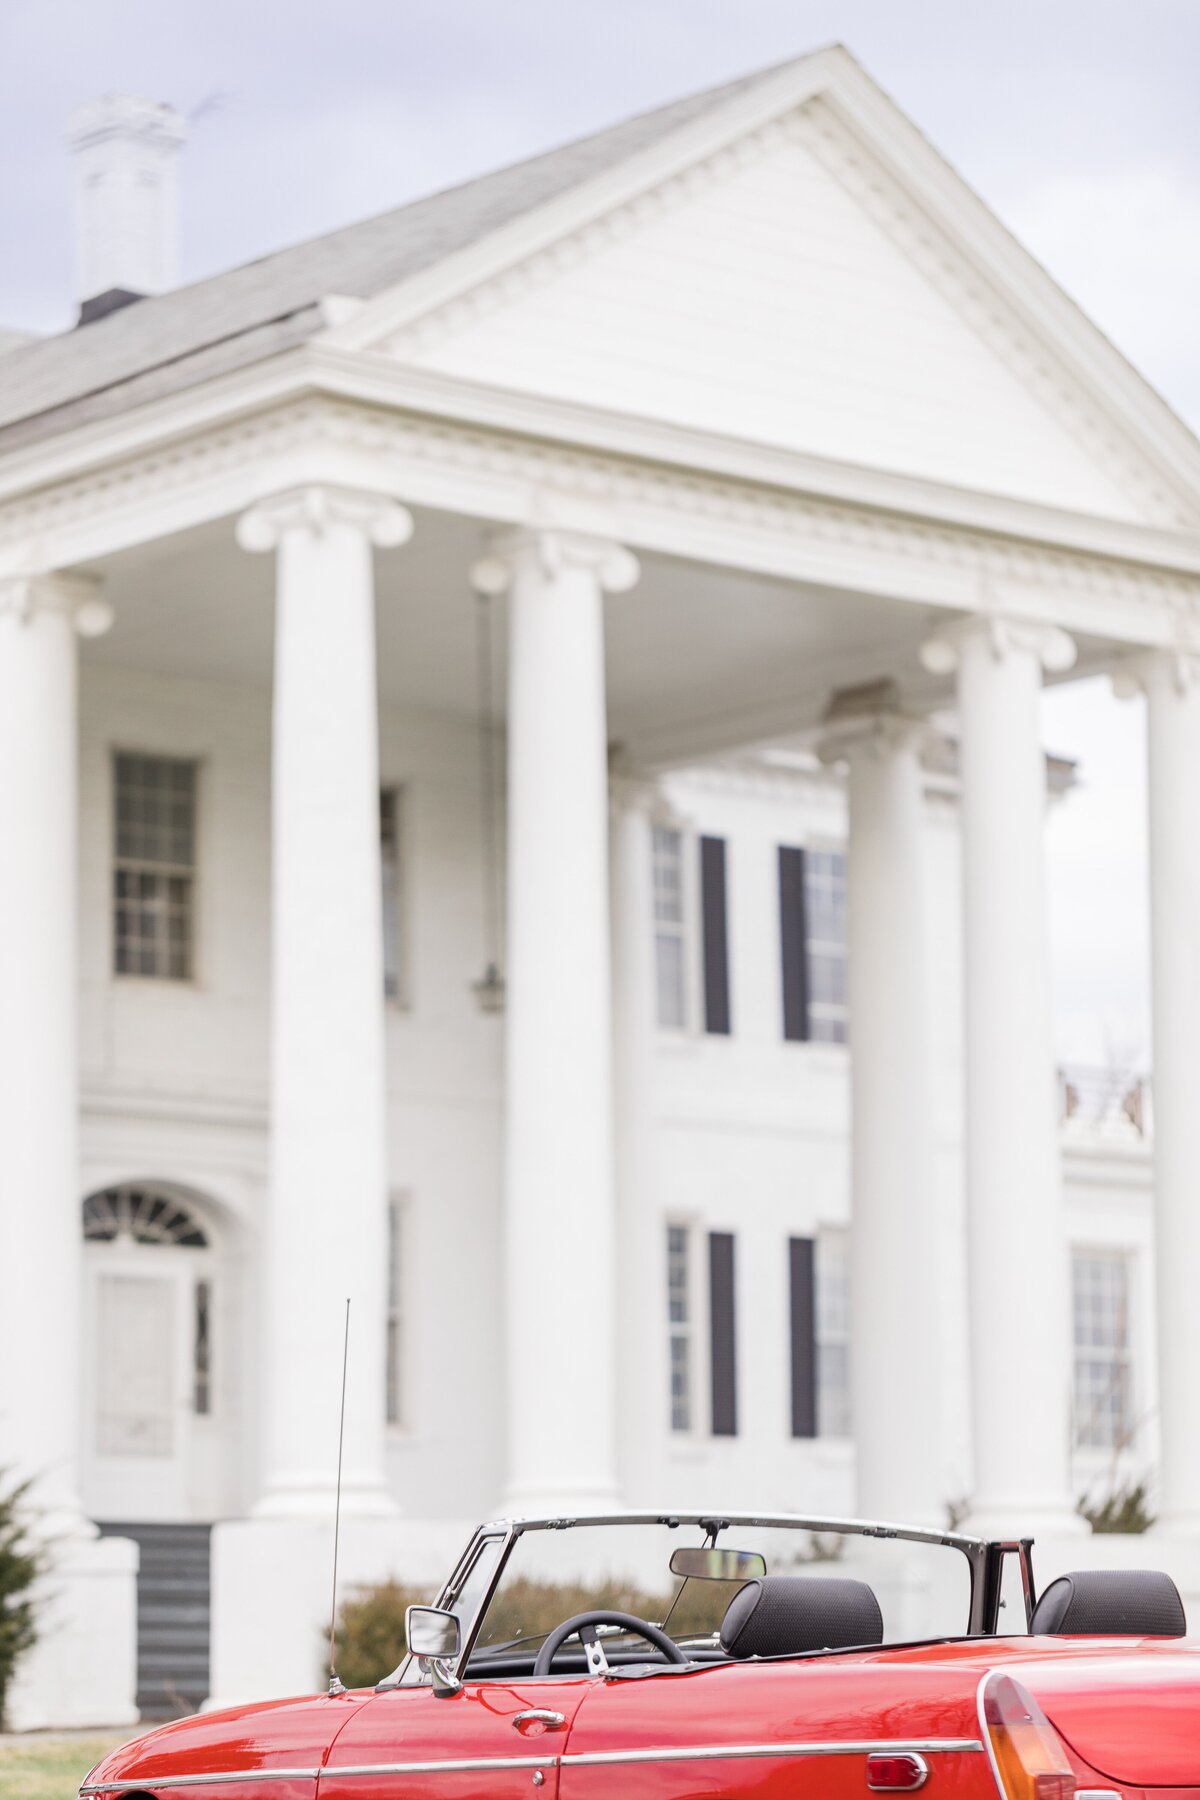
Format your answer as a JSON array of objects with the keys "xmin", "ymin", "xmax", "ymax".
[{"xmin": 3, "ymin": 42, "xmax": 1200, "ymax": 1724}]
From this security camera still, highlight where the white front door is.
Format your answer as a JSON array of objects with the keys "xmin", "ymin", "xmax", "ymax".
[
  {"xmin": 81, "ymin": 1186, "xmax": 220, "ymax": 1522},
  {"xmin": 97, "ymin": 1271, "xmax": 179, "ymax": 1462}
]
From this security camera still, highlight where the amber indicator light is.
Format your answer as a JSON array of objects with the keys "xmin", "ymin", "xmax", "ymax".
[{"xmin": 982, "ymin": 1672, "xmax": 1076, "ymax": 1800}]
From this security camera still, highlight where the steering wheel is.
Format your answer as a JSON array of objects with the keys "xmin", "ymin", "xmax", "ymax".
[{"xmin": 533, "ymin": 1609, "xmax": 690, "ymax": 1678}]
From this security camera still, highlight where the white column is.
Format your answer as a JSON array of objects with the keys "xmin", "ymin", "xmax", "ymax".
[
  {"xmin": 610, "ymin": 781, "xmax": 661, "ymax": 1504},
  {"xmin": 0, "ymin": 573, "xmax": 139, "ymax": 1734},
  {"xmin": 923, "ymin": 614, "xmax": 1080, "ymax": 1537},
  {"xmin": 472, "ymin": 527, "xmax": 638, "ymax": 1513},
  {"xmin": 238, "ymin": 484, "xmax": 411, "ymax": 1517},
  {"xmin": 820, "ymin": 704, "xmax": 941, "ymax": 1526},
  {"xmin": 1121, "ymin": 651, "xmax": 1200, "ymax": 1531},
  {"xmin": 0, "ymin": 573, "xmax": 111, "ymax": 1535}
]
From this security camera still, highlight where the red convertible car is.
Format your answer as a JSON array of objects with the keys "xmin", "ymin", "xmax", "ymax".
[{"xmin": 81, "ymin": 1510, "xmax": 1193, "ymax": 1800}]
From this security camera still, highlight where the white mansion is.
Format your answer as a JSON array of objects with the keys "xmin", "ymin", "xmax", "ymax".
[{"xmin": 3, "ymin": 46, "xmax": 1200, "ymax": 1730}]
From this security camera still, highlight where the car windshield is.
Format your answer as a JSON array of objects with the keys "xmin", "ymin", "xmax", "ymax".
[{"xmin": 464, "ymin": 1517, "xmax": 977, "ymax": 1665}]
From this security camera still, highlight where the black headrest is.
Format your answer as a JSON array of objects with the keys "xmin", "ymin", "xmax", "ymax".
[
  {"xmin": 720, "ymin": 1575, "xmax": 883, "ymax": 1658},
  {"xmin": 1030, "ymin": 1569, "xmax": 1186, "ymax": 1638}
]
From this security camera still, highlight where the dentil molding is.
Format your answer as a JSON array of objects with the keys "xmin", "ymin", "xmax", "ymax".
[{"xmin": 1, "ymin": 397, "xmax": 1198, "ymax": 640}]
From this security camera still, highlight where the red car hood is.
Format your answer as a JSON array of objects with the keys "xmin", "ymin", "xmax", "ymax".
[{"xmin": 81, "ymin": 1690, "xmax": 374, "ymax": 1793}]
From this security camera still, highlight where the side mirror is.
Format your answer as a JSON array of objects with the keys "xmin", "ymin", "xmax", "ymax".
[
  {"xmin": 406, "ymin": 1605, "xmax": 463, "ymax": 1698},
  {"xmin": 669, "ymin": 1546, "xmax": 767, "ymax": 1581}
]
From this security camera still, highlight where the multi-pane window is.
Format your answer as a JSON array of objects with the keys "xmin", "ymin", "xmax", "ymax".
[
  {"xmin": 652, "ymin": 825, "xmax": 688, "ymax": 1029},
  {"xmin": 666, "ymin": 1224, "xmax": 693, "ymax": 1432},
  {"xmin": 816, "ymin": 1228, "xmax": 852, "ymax": 1438},
  {"xmin": 113, "ymin": 753, "xmax": 197, "ymax": 980},
  {"xmin": 380, "ymin": 788, "xmax": 405, "ymax": 1003},
  {"xmin": 386, "ymin": 1197, "xmax": 407, "ymax": 1427},
  {"xmin": 1072, "ymin": 1249, "xmax": 1133, "ymax": 1449},
  {"xmin": 804, "ymin": 850, "xmax": 848, "ymax": 1043}
]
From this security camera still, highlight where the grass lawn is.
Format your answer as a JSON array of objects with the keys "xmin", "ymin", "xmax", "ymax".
[{"xmin": 0, "ymin": 1734, "xmax": 131, "ymax": 1800}]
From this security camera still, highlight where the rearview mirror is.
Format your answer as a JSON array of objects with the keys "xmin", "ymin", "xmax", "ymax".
[
  {"xmin": 406, "ymin": 1605, "xmax": 463, "ymax": 1696},
  {"xmin": 669, "ymin": 1547, "xmax": 767, "ymax": 1582}
]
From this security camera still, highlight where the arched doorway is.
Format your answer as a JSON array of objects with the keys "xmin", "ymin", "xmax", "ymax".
[{"xmin": 81, "ymin": 1182, "xmax": 224, "ymax": 1522}]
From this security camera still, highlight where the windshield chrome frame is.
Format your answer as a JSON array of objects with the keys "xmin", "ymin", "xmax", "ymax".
[{"xmin": 380, "ymin": 1511, "xmax": 1032, "ymax": 1687}]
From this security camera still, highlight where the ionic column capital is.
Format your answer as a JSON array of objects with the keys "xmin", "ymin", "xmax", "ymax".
[
  {"xmin": 609, "ymin": 771, "xmax": 670, "ymax": 821},
  {"xmin": 471, "ymin": 527, "xmax": 639, "ymax": 597},
  {"xmin": 1112, "ymin": 647, "xmax": 1200, "ymax": 701},
  {"xmin": 236, "ymin": 483, "xmax": 413, "ymax": 554},
  {"xmin": 815, "ymin": 679, "xmax": 932, "ymax": 768},
  {"xmin": 921, "ymin": 612, "xmax": 1076, "ymax": 677},
  {"xmin": 0, "ymin": 569, "xmax": 113, "ymax": 638}
]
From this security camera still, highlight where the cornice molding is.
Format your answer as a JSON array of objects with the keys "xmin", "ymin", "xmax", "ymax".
[
  {"xmin": 9, "ymin": 343, "xmax": 1199, "ymax": 578},
  {"xmin": 2, "ymin": 395, "xmax": 1199, "ymax": 652}
]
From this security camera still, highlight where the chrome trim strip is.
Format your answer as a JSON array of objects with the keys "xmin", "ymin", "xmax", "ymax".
[
  {"xmin": 561, "ymin": 1738, "xmax": 984, "ymax": 1767},
  {"xmin": 80, "ymin": 1772, "xmax": 319, "ymax": 1795},
  {"xmin": 329, "ymin": 1756, "xmax": 559, "ymax": 1777},
  {"xmin": 78, "ymin": 1738, "xmax": 984, "ymax": 1792},
  {"xmin": 977, "ymin": 1670, "xmax": 1007, "ymax": 1800}
]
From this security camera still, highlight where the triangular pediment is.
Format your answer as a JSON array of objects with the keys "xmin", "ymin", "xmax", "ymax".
[{"xmin": 327, "ymin": 52, "xmax": 1199, "ymax": 529}]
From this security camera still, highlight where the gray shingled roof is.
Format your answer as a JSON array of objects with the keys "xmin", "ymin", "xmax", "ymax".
[{"xmin": 0, "ymin": 58, "xmax": 804, "ymax": 454}]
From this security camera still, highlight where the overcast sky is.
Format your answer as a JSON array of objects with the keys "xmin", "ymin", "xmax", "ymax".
[{"xmin": 5, "ymin": 0, "xmax": 1197, "ymax": 1067}]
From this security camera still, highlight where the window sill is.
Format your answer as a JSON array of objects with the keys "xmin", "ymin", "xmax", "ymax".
[
  {"xmin": 111, "ymin": 973, "xmax": 204, "ymax": 994},
  {"xmin": 788, "ymin": 1435, "xmax": 855, "ymax": 1459},
  {"xmin": 667, "ymin": 1441, "xmax": 720, "ymax": 1461}
]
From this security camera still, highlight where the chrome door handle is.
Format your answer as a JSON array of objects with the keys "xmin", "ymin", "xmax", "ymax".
[{"xmin": 513, "ymin": 1709, "xmax": 566, "ymax": 1732}]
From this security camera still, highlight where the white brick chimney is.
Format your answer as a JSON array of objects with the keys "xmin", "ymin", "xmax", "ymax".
[{"xmin": 69, "ymin": 95, "xmax": 186, "ymax": 321}]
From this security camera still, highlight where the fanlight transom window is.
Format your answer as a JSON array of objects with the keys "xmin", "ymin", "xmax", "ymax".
[{"xmin": 83, "ymin": 1186, "xmax": 209, "ymax": 1249}]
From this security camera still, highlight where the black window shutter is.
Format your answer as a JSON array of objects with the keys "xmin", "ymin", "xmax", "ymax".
[
  {"xmin": 779, "ymin": 845, "xmax": 809, "ymax": 1042},
  {"xmin": 700, "ymin": 836, "xmax": 731, "ymax": 1036},
  {"xmin": 789, "ymin": 1236, "xmax": 817, "ymax": 1438},
  {"xmin": 709, "ymin": 1231, "xmax": 738, "ymax": 1436}
]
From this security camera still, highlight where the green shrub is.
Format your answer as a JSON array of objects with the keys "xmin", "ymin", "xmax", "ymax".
[
  {"xmin": 329, "ymin": 1581, "xmax": 431, "ymax": 1692},
  {"xmin": 1079, "ymin": 1480, "xmax": 1155, "ymax": 1534},
  {"xmin": 0, "ymin": 1473, "xmax": 40, "ymax": 1727}
]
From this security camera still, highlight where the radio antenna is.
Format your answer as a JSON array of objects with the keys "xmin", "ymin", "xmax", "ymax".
[{"xmin": 328, "ymin": 1297, "xmax": 351, "ymax": 1697}]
